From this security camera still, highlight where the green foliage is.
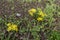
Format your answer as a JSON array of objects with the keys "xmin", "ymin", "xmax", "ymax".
[{"xmin": 48, "ymin": 31, "xmax": 60, "ymax": 40}]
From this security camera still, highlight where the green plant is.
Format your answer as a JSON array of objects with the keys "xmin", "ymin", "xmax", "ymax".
[{"xmin": 48, "ymin": 31, "xmax": 60, "ymax": 40}]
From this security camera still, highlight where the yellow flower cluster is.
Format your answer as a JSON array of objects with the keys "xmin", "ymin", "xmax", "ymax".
[
  {"xmin": 37, "ymin": 17, "xmax": 43, "ymax": 21},
  {"xmin": 37, "ymin": 11, "xmax": 47, "ymax": 21},
  {"xmin": 28, "ymin": 8, "xmax": 47, "ymax": 21},
  {"xmin": 28, "ymin": 8, "xmax": 36, "ymax": 16},
  {"xmin": 7, "ymin": 23, "xmax": 18, "ymax": 32},
  {"xmin": 38, "ymin": 11, "xmax": 47, "ymax": 17}
]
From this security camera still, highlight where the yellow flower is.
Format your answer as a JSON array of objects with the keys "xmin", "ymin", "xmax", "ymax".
[
  {"xmin": 38, "ymin": 11, "xmax": 47, "ymax": 17},
  {"xmin": 7, "ymin": 26, "xmax": 12, "ymax": 32},
  {"xmin": 7, "ymin": 23, "xmax": 18, "ymax": 32},
  {"xmin": 37, "ymin": 17, "xmax": 43, "ymax": 21},
  {"xmin": 11, "ymin": 24, "xmax": 18, "ymax": 31},
  {"xmin": 39, "ymin": 11, "xmax": 44, "ymax": 17},
  {"xmin": 28, "ymin": 8, "xmax": 36, "ymax": 16}
]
